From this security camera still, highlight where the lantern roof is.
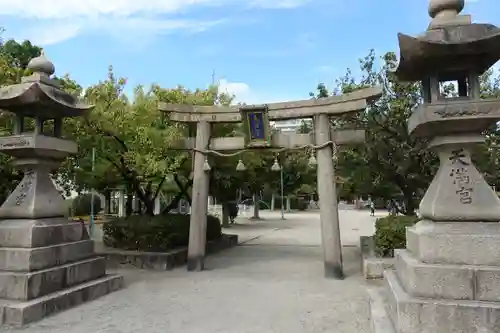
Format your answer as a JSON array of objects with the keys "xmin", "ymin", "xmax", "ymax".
[
  {"xmin": 0, "ymin": 51, "xmax": 93, "ymax": 118},
  {"xmin": 393, "ymin": 0, "xmax": 500, "ymax": 81}
]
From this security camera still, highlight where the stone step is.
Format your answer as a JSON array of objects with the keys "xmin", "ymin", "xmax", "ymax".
[
  {"xmin": 0, "ymin": 274, "xmax": 123, "ymax": 327},
  {"xmin": 0, "ymin": 256, "xmax": 106, "ymax": 301},
  {"xmin": 367, "ymin": 285, "xmax": 396, "ymax": 333},
  {"xmin": 395, "ymin": 249, "xmax": 500, "ymax": 302},
  {"xmin": 0, "ymin": 239, "xmax": 95, "ymax": 272},
  {"xmin": 384, "ymin": 269, "xmax": 500, "ymax": 333}
]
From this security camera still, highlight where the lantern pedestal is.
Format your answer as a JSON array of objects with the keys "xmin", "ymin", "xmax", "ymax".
[
  {"xmin": 382, "ymin": 221, "xmax": 500, "ymax": 332},
  {"xmin": 418, "ymin": 135, "xmax": 500, "ymax": 221},
  {"xmin": 0, "ymin": 214, "xmax": 123, "ymax": 327}
]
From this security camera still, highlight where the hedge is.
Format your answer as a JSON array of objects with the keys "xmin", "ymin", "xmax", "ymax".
[
  {"xmin": 373, "ymin": 215, "xmax": 420, "ymax": 257},
  {"xmin": 102, "ymin": 214, "xmax": 222, "ymax": 252}
]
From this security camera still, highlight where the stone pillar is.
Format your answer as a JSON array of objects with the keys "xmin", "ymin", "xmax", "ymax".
[
  {"xmin": 419, "ymin": 135, "xmax": 500, "ymax": 220},
  {"xmin": 187, "ymin": 121, "xmax": 211, "ymax": 271},
  {"xmin": 96, "ymin": 192, "xmax": 105, "ymax": 214},
  {"xmin": 286, "ymin": 196, "xmax": 291, "ymax": 212},
  {"xmin": 271, "ymin": 193, "xmax": 275, "ymax": 211},
  {"xmin": 251, "ymin": 192, "xmax": 260, "ymax": 219},
  {"xmin": 314, "ymin": 114, "xmax": 343, "ymax": 279},
  {"xmin": 133, "ymin": 196, "xmax": 139, "ymax": 212},
  {"xmin": 118, "ymin": 190, "xmax": 125, "ymax": 217},
  {"xmin": 154, "ymin": 196, "xmax": 161, "ymax": 215}
]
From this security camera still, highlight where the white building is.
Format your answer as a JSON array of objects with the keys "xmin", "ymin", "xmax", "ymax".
[{"xmin": 272, "ymin": 119, "xmax": 312, "ymax": 132}]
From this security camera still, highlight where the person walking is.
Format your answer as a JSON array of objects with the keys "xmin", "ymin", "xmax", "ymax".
[
  {"xmin": 228, "ymin": 201, "xmax": 239, "ymax": 224},
  {"xmin": 370, "ymin": 200, "xmax": 375, "ymax": 217}
]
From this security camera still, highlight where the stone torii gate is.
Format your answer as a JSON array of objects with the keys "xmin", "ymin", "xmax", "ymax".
[{"xmin": 160, "ymin": 86, "xmax": 382, "ymax": 279}]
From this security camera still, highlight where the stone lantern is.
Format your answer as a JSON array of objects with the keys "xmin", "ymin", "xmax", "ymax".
[
  {"xmin": 0, "ymin": 52, "xmax": 123, "ymax": 327},
  {"xmin": 380, "ymin": 1, "xmax": 500, "ymax": 332}
]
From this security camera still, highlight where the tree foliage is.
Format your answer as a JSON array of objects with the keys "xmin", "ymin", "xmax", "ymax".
[
  {"xmin": 312, "ymin": 50, "xmax": 500, "ymax": 214},
  {"xmin": 58, "ymin": 68, "xmax": 239, "ymax": 216}
]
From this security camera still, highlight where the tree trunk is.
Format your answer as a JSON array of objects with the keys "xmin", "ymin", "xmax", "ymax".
[
  {"xmin": 402, "ymin": 190, "xmax": 416, "ymax": 216},
  {"xmin": 139, "ymin": 193, "xmax": 155, "ymax": 216},
  {"xmin": 162, "ymin": 178, "xmax": 193, "ymax": 214},
  {"xmin": 252, "ymin": 193, "xmax": 260, "ymax": 219},
  {"xmin": 133, "ymin": 186, "xmax": 156, "ymax": 216},
  {"xmin": 125, "ymin": 190, "xmax": 133, "ymax": 217},
  {"xmin": 144, "ymin": 199, "xmax": 155, "ymax": 216},
  {"xmin": 221, "ymin": 203, "xmax": 230, "ymax": 227}
]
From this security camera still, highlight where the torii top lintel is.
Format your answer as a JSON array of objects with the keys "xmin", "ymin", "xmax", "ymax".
[{"xmin": 159, "ymin": 86, "xmax": 382, "ymax": 123}]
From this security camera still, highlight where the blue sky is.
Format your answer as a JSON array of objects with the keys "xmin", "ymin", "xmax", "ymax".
[{"xmin": 0, "ymin": 0, "xmax": 498, "ymax": 103}]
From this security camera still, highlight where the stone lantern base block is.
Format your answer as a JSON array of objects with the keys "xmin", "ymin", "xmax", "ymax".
[
  {"xmin": 384, "ymin": 269, "xmax": 500, "ymax": 333},
  {"xmin": 370, "ymin": 221, "xmax": 500, "ymax": 332},
  {"xmin": 0, "ymin": 218, "xmax": 88, "ymax": 248},
  {"xmin": 0, "ymin": 218, "xmax": 124, "ymax": 327},
  {"xmin": 406, "ymin": 220, "xmax": 500, "ymax": 266},
  {"xmin": 394, "ymin": 249, "xmax": 500, "ymax": 302}
]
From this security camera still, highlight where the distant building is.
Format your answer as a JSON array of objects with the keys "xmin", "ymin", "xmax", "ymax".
[{"xmin": 272, "ymin": 119, "xmax": 312, "ymax": 133}]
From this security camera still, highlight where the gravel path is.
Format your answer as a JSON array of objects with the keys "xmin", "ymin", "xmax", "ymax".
[{"xmin": 9, "ymin": 210, "xmax": 377, "ymax": 333}]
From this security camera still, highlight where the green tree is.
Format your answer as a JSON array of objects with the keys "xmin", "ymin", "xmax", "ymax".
[
  {"xmin": 311, "ymin": 50, "xmax": 434, "ymax": 214},
  {"xmin": 313, "ymin": 50, "xmax": 500, "ymax": 215},
  {"xmin": 59, "ymin": 70, "xmax": 237, "ymax": 216},
  {"xmin": 58, "ymin": 67, "xmax": 184, "ymax": 215},
  {"xmin": 1, "ymin": 39, "xmax": 41, "ymax": 69}
]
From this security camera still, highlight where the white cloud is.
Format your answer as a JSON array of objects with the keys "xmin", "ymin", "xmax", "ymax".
[
  {"xmin": 0, "ymin": 0, "xmax": 310, "ymax": 18},
  {"xmin": 20, "ymin": 22, "xmax": 83, "ymax": 46},
  {"xmin": 249, "ymin": 0, "xmax": 312, "ymax": 9},
  {"xmin": 0, "ymin": 0, "xmax": 215, "ymax": 19},
  {"xmin": 218, "ymin": 79, "xmax": 255, "ymax": 103},
  {"xmin": 217, "ymin": 78, "xmax": 305, "ymax": 104},
  {"xmin": 14, "ymin": 16, "xmax": 221, "ymax": 46},
  {"xmin": 0, "ymin": 0, "xmax": 310, "ymax": 45}
]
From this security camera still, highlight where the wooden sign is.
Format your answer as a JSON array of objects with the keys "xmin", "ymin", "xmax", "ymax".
[{"xmin": 240, "ymin": 105, "xmax": 271, "ymax": 148}]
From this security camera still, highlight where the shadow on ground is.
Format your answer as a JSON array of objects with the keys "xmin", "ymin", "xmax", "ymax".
[{"xmin": 203, "ymin": 244, "xmax": 362, "ymax": 279}]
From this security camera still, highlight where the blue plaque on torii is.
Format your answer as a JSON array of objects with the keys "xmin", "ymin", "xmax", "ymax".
[{"xmin": 240, "ymin": 105, "xmax": 271, "ymax": 148}]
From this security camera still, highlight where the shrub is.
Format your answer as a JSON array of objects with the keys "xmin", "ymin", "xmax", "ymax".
[
  {"xmin": 71, "ymin": 193, "xmax": 102, "ymax": 217},
  {"xmin": 102, "ymin": 214, "xmax": 222, "ymax": 252},
  {"xmin": 374, "ymin": 215, "xmax": 420, "ymax": 257}
]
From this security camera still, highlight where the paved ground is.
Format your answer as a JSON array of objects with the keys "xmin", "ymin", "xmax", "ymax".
[{"xmin": 10, "ymin": 208, "xmax": 381, "ymax": 333}]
